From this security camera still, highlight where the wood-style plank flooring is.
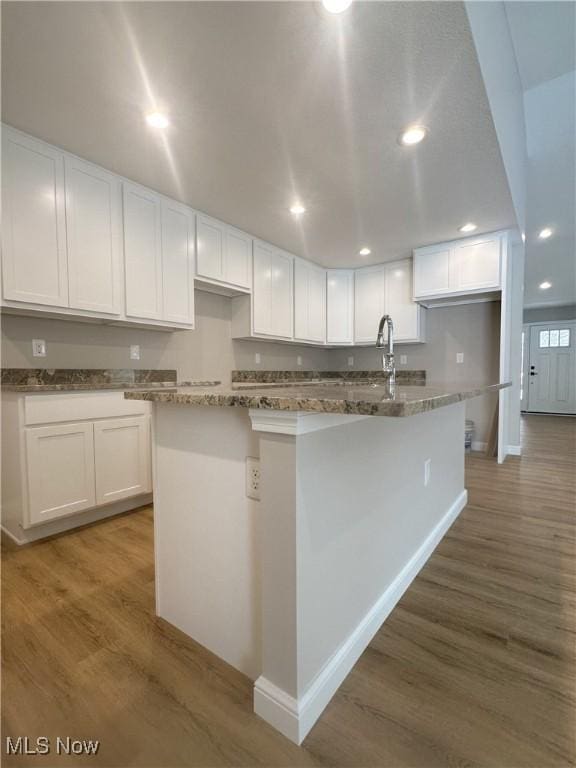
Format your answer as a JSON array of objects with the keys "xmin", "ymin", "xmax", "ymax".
[{"xmin": 2, "ymin": 415, "xmax": 575, "ymax": 767}]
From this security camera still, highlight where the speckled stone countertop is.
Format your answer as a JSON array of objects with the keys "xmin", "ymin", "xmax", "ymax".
[
  {"xmin": 0, "ymin": 368, "xmax": 220, "ymax": 392},
  {"xmin": 125, "ymin": 380, "xmax": 509, "ymax": 418},
  {"xmin": 231, "ymin": 369, "xmax": 426, "ymax": 384}
]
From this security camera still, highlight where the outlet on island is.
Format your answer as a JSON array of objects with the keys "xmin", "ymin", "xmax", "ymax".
[{"xmin": 246, "ymin": 457, "xmax": 261, "ymax": 500}]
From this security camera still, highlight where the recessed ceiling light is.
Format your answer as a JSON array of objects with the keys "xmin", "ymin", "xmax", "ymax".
[
  {"xmin": 539, "ymin": 281, "xmax": 552, "ymax": 290},
  {"xmin": 359, "ymin": 247, "xmax": 371, "ymax": 256},
  {"xmin": 146, "ymin": 112, "xmax": 170, "ymax": 129},
  {"xmin": 322, "ymin": 0, "xmax": 353, "ymax": 13},
  {"xmin": 399, "ymin": 125, "xmax": 428, "ymax": 146},
  {"xmin": 458, "ymin": 222, "xmax": 477, "ymax": 234},
  {"xmin": 538, "ymin": 227, "xmax": 553, "ymax": 240},
  {"xmin": 290, "ymin": 203, "xmax": 306, "ymax": 216}
]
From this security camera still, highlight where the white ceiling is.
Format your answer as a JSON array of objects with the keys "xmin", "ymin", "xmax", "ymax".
[
  {"xmin": 1, "ymin": 1, "xmax": 516, "ymax": 269},
  {"xmin": 505, "ymin": 1, "xmax": 576, "ymax": 308}
]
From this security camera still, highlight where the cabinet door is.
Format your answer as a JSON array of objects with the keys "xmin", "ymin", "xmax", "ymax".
[
  {"xmin": 94, "ymin": 417, "xmax": 151, "ymax": 505},
  {"xmin": 161, "ymin": 199, "xmax": 195, "ymax": 325},
  {"xmin": 225, "ymin": 227, "xmax": 252, "ymax": 289},
  {"xmin": 294, "ymin": 259, "xmax": 326, "ymax": 343},
  {"xmin": 25, "ymin": 422, "xmax": 96, "ymax": 525},
  {"xmin": 2, "ymin": 130, "xmax": 68, "ymax": 307},
  {"xmin": 252, "ymin": 241, "xmax": 273, "ymax": 335},
  {"xmin": 413, "ymin": 246, "xmax": 451, "ymax": 298},
  {"xmin": 354, "ymin": 266, "xmax": 385, "ymax": 343},
  {"xmin": 123, "ymin": 182, "xmax": 163, "ymax": 320},
  {"xmin": 196, "ymin": 215, "xmax": 224, "ymax": 282},
  {"xmin": 271, "ymin": 250, "xmax": 294, "ymax": 339},
  {"xmin": 65, "ymin": 157, "xmax": 122, "ymax": 314},
  {"xmin": 452, "ymin": 236, "xmax": 501, "ymax": 292},
  {"xmin": 384, "ymin": 260, "xmax": 420, "ymax": 342},
  {"xmin": 327, "ymin": 270, "xmax": 354, "ymax": 344}
]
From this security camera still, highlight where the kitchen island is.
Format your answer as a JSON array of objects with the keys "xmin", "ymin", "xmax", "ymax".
[{"xmin": 126, "ymin": 377, "xmax": 508, "ymax": 744}]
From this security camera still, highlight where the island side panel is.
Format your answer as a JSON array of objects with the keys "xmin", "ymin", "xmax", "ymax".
[
  {"xmin": 254, "ymin": 402, "xmax": 466, "ymax": 744},
  {"xmin": 152, "ymin": 403, "xmax": 261, "ymax": 679}
]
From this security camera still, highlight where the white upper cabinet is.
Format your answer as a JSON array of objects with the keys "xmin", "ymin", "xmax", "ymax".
[
  {"xmin": 225, "ymin": 226, "xmax": 252, "ymax": 290},
  {"xmin": 161, "ymin": 198, "xmax": 195, "ymax": 326},
  {"xmin": 123, "ymin": 182, "xmax": 163, "ymax": 321},
  {"xmin": 65, "ymin": 156, "xmax": 122, "ymax": 315},
  {"xmin": 326, "ymin": 270, "xmax": 354, "ymax": 345},
  {"xmin": 354, "ymin": 265, "xmax": 385, "ymax": 344},
  {"xmin": 196, "ymin": 214, "xmax": 224, "ymax": 282},
  {"xmin": 294, "ymin": 258, "xmax": 326, "ymax": 344},
  {"xmin": 413, "ymin": 232, "xmax": 503, "ymax": 301},
  {"xmin": 383, "ymin": 260, "xmax": 423, "ymax": 342},
  {"xmin": 196, "ymin": 214, "xmax": 252, "ymax": 291},
  {"xmin": 2, "ymin": 129, "xmax": 68, "ymax": 307},
  {"xmin": 252, "ymin": 242, "xmax": 293, "ymax": 339}
]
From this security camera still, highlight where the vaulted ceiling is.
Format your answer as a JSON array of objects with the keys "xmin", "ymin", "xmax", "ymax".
[{"xmin": 1, "ymin": 1, "xmax": 516, "ymax": 269}]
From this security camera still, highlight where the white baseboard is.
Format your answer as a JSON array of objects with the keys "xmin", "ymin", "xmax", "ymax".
[
  {"xmin": 1, "ymin": 493, "xmax": 152, "ymax": 546},
  {"xmin": 506, "ymin": 444, "xmax": 522, "ymax": 456},
  {"xmin": 254, "ymin": 488, "xmax": 469, "ymax": 744},
  {"xmin": 471, "ymin": 441, "xmax": 487, "ymax": 452}
]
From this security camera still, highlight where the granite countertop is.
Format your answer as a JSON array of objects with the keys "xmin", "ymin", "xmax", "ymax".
[
  {"xmin": 124, "ymin": 380, "xmax": 509, "ymax": 417},
  {"xmin": 0, "ymin": 367, "xmax": 220, "ymax": 392},
  {"xmin": 1, "ymin": 380, "xmax": 221, "ymax": 392}
]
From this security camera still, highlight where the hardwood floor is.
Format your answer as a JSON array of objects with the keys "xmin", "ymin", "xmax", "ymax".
[{"xmin": 2, "ymin": 415, "xmax": 575, "ymax": 767}]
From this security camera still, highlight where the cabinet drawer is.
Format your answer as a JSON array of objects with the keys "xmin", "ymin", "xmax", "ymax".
[{"xmin": 24, "ymin": 391, "xmax": 151, "ymax": 425}]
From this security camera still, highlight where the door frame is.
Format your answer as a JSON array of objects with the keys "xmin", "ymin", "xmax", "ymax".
[{"xmin": 522, "ymin": 319, "xmax": 576, "ymax": 414}]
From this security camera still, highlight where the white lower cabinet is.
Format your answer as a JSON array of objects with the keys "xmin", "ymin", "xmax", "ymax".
[
  {"xmin": 26, "ymin": 422, "xmax": 96, "ymax": 525},
  {"xmin": 94, "ymin": 416, "xmax": 151, "ymax": 505},
  {"xmin": 2, "ymin": 391, "xmax": 152, "ymax": 542}
]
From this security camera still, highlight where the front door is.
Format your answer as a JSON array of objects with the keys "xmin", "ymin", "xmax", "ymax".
[{"xmin": 527, "ymin": 322, "xmax": 576, "ymax": 414}]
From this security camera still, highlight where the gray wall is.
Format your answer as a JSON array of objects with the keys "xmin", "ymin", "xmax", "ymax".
[
  {"xmin": 523, "ymin": 304, "xmax": 576, "ymax": 324},
  {"xmin": 331, "ymin": 301, "xmax": 501, "ymax": 445},
  {"xmin": 0, "ymin": 290, "xmax": 330, "ymax": 381},
  {"xmin": 1, "ymin": 292, "xmax": 500, "ymax": 442}
]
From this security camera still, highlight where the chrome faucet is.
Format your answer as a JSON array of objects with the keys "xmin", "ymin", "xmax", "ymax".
[{"xmin": 376, "ymin": 314, "xmax": 395, "ymax": 386}]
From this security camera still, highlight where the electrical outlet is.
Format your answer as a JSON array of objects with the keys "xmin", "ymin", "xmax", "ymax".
[
  {"xmin": 130, "ymin": 345, "xmax": 141, "ymax": 361},
  {"xmin": 255, "ymin": 352, "xmax": 261, "ymax": 365},
  {"xmin": 456, "ymin": 352, "xmax": 464, "ymax": 364},
  {"xmin": 246, "ymin": 457, "xmax": 261, "ymax": 500},
  {"xmin": 424, "ymin": 459, "xmax": 431, "ymax": 487},
  {"xmin": 347, "ymin": 356, "xmax": 354, "ymax": 367},
  {"xmin": 297, "ymin": 355, "xmax": 303, "ymax": 366},
  {"xmin": 400, "ymin": 354, "xmax": 407, "ymax": 365},
  {"xmin": 32, "ymin": 339, "xmax": 46, "ymax": 358}
]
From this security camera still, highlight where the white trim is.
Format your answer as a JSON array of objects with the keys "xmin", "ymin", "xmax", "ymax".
[
  {"xmin": 506, "ymin": 444, "xmax": 521, "ymax": 456},
  {"xmin": 524, "ymin": 300, "xmax": 576, "ymax": 310},
  {"xmin": 1, "ymin": 524, "xmax": 26, "ymax": 546},
  {"xmin": 254, "ymin": 489, "xmax": 468, "ymax": 745},
  {"xmin": 249, "ymin": 409, "xmax": 370, "ymax": 436},
  {"xmin": 471, "ymin": 441, "xmax": 487, "ymax": 452}
]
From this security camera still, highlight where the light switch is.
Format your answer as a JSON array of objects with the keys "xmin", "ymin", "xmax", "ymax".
[
  {"xmin": 130, "ymin": 345, "xmax": 141, "ymax": 361},
  {"xmin": 32, "ymin": 339, "xmax": 46, "ymax": 358},
  {"xmin": 456, "ymin": 352, "xmax": 464, "ymax": 364},
  {"xmin": 400, "ymin": 355, "xmax": 407, "ymax": 365}
]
